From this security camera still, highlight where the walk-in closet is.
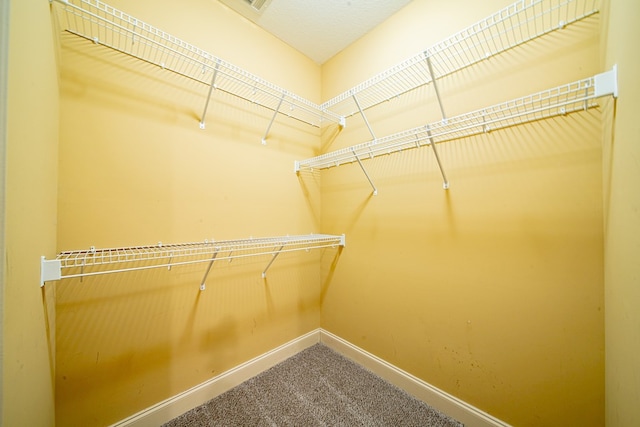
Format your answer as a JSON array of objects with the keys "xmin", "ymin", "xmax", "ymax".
[{"xmin": 4, "ymin": 0, "xmax": 639, "ymax": 426}]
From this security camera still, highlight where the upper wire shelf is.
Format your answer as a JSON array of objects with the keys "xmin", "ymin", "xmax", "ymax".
[
  {"xmin": 320, "ymin": 0, "xmax": 600, "ymax": 119},
  {"xmin": 41, "ymin": 234, "xmax": 346, "ymax": 288},
  {"xmin": 50, "ymin": 0, "xmax": 345, "ymax": 131},
  {"xmin": 296, "ymin": 67, "xmax": 617, "ymax": 189}
]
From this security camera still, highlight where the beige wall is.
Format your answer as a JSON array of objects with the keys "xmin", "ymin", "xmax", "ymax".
[
  {"xmin": 320, "ymin": 0, "xmax": 604, "ymax": 426},
  {"xmin": 53, "ymin": 0, "xmax": 327, "ymax": 425},
  {"xmin": 601, "ymin": 0, "xmax": 640, "ymax": 426},
  {"xmin": 3, "ymin": 0, "xmax": 59, "ymax": 425}
]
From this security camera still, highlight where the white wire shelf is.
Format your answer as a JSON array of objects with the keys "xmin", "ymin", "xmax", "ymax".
[
  {"xmin": 296, "ymin": 67, "xmax": 617, "ymax": 192},
  {"xmin": 321, "ymin": 0, "xmax": 599, "ymax": 120},
  {"xmin": 41, "ymin": 234, "xmax": 346, "ymax": 289},
  {"xmin": 51, "ymin": 0, "xmax": 345, "ymax": 134}
]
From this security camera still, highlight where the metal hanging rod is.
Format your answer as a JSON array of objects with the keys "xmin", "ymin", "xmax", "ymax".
[
  {"xmin": 40, "ymin": 234, "xmax": 346, "ymax": 288},
  {"xmin": 321, "ymin": 0, "xmax": 599, "ymax": 119},
  {"xmin": 296, "ymin": 67, "xmax": 618, "ymax": 188},
  {"xmin": 50, "ymin": 0, "xmax": 345, "ymax": 132}
]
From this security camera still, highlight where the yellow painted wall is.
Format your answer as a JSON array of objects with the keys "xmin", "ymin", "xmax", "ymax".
[
  {"xmin": 3, "ymin": 0, "xmax": 59, "ymax": 425},
  {"xmin": 601, "ymin": 0, "xmax": 640, "ymax": 426},
  {"xmin": 25, "ymin": 0, "xmax": 631, "ymax": 425},
  {"xmin": 53, "ymin": 0, "xmax": 328, "ymax": 425},
  {"xmin": 320, "ymin": 0, "xmax": 604, "ymax": 426}
]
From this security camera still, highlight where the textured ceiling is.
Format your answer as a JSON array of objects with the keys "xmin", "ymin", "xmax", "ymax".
[{"xmin": 217, "ymin": 0, "xmax": 412, "ymax": 64}]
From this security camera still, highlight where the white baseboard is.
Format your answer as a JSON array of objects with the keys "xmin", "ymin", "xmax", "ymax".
[
  {"xmin": 320, "ymin": 329, "xmax": 511, "ymax": 427},
  {"xmin": 113, "ymin": 328, "xmax": 510, "ymax": 427},
  {"xmin": 111, "ymin": 329, "xmax": 321, "ymax": 427}
]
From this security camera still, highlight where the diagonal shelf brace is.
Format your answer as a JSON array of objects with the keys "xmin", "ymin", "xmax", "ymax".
[
  {"xmin": 425, "ymin": 53, "xmax": 447, "ymax": 123},
  {"xmin": 352, "ymin": 148, "xmax": 378, "ymax": 196},
  {"xmin": 262, "ymin": 245, "xmax": 285, "ymax": 278},
  {"xmin": 200, "ymin": 249, "xmax": 219, "ymax": 291},
  {"xmin": 352, "ymin": 93, "xmax": 377, "ymax": 141},
  {"xmin": 262, "ymin": 92, "xmax": 286, "ymax": 145},
  {"xmin": 426, "ymin": 125, "xmax": 449, "ymax": 190},
  {"xmin": 167, "ymin": 251, "xmax": 173, "ymax": 270},
  {"xmin": 199, "ymin": 59, "xmax": 221, "ymax": 129}
]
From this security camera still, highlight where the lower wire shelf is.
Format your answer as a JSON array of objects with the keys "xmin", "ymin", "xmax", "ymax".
[{"xmin": 41, "ymin": 234, "xmax": 346, "ymax": 289}]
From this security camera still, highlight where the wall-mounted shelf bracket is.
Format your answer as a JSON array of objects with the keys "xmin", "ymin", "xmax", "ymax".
[
  {"xmin": 352, "ymin": 93, "xmax": 377, "ymax": 141},
  {"xmin": 262, "ymin": 92, "xmax": 286, "ymax": 145},
  {"xmin": 40, "ymin": 256, "xmax": 62, "ymax": 288},
  {"xmin": 426, "ymin": 125, "xmax": 449, "ymax": 190},
  {"xmin": 425, "ymin": 53, "xmax": 447, "ymax": 123},
  {"xmin": 199, "ymin": 59, "xmax": 221, "ymax": 129},
  {"xmin": 594, "ymin": 65, "xmax": 618, "ymax": 99},
  {"xmin": 262, "ymin": 245, "xmax": 284, "ymax": 278},
  {"xmin": 352, "ymin": 148, "xmax": 378, "ymax": 196},
  {"xmin": 199, "ymin": 249, "xmax": 219, "ymax": 291}
]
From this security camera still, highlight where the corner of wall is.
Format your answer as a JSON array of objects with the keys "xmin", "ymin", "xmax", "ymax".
[
  {"xmin": 602, "ymin": 0, "xmax": 640, "ymax": 425},
  {"xmin": 0, "ymin": 0, "xmax": 10, "ymax": 419},
  {"xmin": 4, "ymin": 0, "xmax": 59, "ymax": 425}
]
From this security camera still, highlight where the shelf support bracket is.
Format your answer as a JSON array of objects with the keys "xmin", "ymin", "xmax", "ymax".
[
  {"xmin": 199, "ymin": 59, "xmax": 221, "ymax": 129},
  {"xmin": 594, "ymin": 65, "xmax": 618, "ymax": 98},
  {"xmin": 425, "ymin": 53, "xmax": 447, "ymax": 123},
  {"xmin": 40, "ymin": 256, "xmax": 62, "ymax": 288},
  {"xmin": 352, "ymin": 93, "xmax": 376, "ymax": 141},
  {"xmin": 262, "ymin": 92, "xmax": 286, "ymax": 145},
  {"xmin": 352, "ymin": 148, "xmax": 378, "ymax": 196},
  {"xmin": 426, "ymin": 125, "xmax": 449, "ymax": 189},
  {"xmin": 167, "ymin": 251, "xmax": 173, "ymax": 270},
  {"xmin": 200, "ymin": 249, "xmax": 219, "ymax": 291},
  {"xmin": 262, "ymin": 245, "xmax": 285, "ymax": 278}
]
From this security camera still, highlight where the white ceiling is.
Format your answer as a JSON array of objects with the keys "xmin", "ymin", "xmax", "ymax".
[{"xmin": 217, "ymin": 0, "xmax": 413, "ymax": 64}]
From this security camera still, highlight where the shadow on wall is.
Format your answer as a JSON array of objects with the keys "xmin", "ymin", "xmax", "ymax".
[
  {"xmin": 320, "ymin": 122, "xmax": 344, "ymax": 153},
  {"xmin": 318, "ymin": 107, "xmax": 602, "ymax": 202},
  {"xmin": 296, "ymin": 168, "xmax": 322, "ymax": 231},
  {"xmin": 320, "ymin": 245, "xmax": 344, "ymax": 305},
  {"xmin": 54, "ymin": 247, "xmax": 339, "ymax": 426}
]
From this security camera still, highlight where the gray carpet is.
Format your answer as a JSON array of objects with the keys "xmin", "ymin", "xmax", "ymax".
[{"xmin": 163, "ymin": 343, "xmax": 463, "ymax": 426}]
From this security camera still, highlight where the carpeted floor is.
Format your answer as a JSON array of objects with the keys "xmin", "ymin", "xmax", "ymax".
[{"xmin": 163, "ymin": 343, "xmax": 463, "ymax": 426}]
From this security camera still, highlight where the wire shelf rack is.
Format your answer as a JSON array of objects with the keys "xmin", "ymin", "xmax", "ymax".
[
  {"xmin": 51, "ymin": 0, "xmax": 344, "ymax": 132},
  {"xmin": 41, "ymin": 234, "xmax": 346, "ymax": 288},
  {"xmin": 296, "ymin": 68, "xmax": 617, "ymax": 191},
  {"xmin": 320, "ymin": 0, "xmax": 599, "ymax": 120}
]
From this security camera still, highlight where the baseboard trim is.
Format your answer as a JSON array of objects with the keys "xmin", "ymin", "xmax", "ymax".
[
  {"xmin": 113, "ymin": 328, "xmax": 510, "ymax": 427},
  {"xmin": 320, "ymin": 329, "xmax": 511, "ymax": 427},
  {"xmin": 111, "ymin": 329, "xmax": 321, "ymax": 427}
]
